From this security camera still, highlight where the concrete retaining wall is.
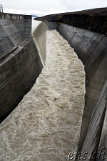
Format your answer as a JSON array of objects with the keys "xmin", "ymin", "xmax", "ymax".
[
  {"xmin": 37, "ymin": 8, "xmax": 107, "ymax": 35},
  {"xmin": 32, "ymin": 21, "xmax": 48, "ymax": 65},
  {"xmin": 38, "ymin": 10, "xmax": 107, "ymax": 158},
  {"xmin": 0, "ymin": 40, "xmax": 43, "ymax": 123},
  {"xmin": 0, "ymin": 14, "xmax": 43, "ymax": 123},
  {"xmin": 0, "ymin": 13, "xmax": 31, "ymax": 60},
  {"xmin": 35, "ymin": 18, "xmax": 107, "ymax": 159},
  {"xmin": 97, "ymin": 108, "xmax": 107, "ymax": 160},
  {"xmin": 57, "ymin": 23, "xmax": 107, "ymax": 161},
  {"xmin": 39, "ymin": 16, "xmax": 107, "ymax": 159}
]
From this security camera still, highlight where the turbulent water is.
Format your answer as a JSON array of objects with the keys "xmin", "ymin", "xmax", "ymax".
[{"xmin": 0, "ymin": 30, "xmax": 85, "ymax": 161}]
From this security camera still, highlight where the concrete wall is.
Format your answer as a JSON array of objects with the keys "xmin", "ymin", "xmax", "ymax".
[
  {"xmin": 0, "ymin": 14, "xmax": 43, "ymax": 123},
  {"xmin": 97, "ymin": 108, "xmax": 107, "ymax": 160},
  {"xmin": 38, "ymin": 10, "xmax": 107, "ymax": 159},
  {"xmin": 41, "ymin": 18, "xmax": 107, "ymax": 159},
  {"xmin": 38, "ymin": 12, "xmax": 107, "ymax": 158},
  {"xmin": 57, "ymin": 24, "xmax": 107, "ymax": 161},
  {"xmin": 37, "ymin": 8, "xmax": 107, "ymax": 35},
  {"xmin": 32, "ymin": 21, "xmax": 48, "ymax": 65},
  {"xmin": 0, "ymin": 10, "xmax": 106, "ymax": 160},
  {"xmin": 34, "ymin": 16, "xmax": 107, "ymax": 159},
  {"xmin": 0, "ymin": 13, "xmax": 31, "ymax": 60},
  {"xmin": 0, "ymin": 39, "xmax": 43, "ymax": 123}
]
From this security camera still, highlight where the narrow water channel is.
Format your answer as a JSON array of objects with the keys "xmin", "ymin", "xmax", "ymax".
[{"xmin": 0, "ymin": 30, "xmax": 85, "ymax": 161}]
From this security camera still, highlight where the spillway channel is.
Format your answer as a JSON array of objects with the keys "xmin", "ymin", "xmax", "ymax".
[{"xmin": 0, "ymin": 30, "xmax": 85, "ymax": 161}]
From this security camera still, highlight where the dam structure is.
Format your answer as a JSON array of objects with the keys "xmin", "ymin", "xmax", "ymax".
[
  {"xmin": 0, "ymin": 8, "xmax": 107, "ymax": 161},
  {"xmin": 0, "ymin": 13, "xmax": 43, "ymax": 123}
]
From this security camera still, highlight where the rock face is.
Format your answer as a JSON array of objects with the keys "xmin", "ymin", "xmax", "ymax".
[{"xmin": 0, "ymin": 30, "xmax": 85, "ymax": 161}]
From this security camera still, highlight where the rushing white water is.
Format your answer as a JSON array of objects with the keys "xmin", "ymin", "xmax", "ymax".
[{"xmin": 0, "ymin": 30, "xmax": 85, "ymax": 161}]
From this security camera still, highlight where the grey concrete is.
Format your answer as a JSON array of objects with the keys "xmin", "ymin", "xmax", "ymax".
[
  {"xmin": 0, "ymin": 10, "xmax": 107, "ymax": 161},
  {"xmin": 36, "ymin": 8, "xmax": 107, "ymax": 35},
  {"xmin": 32, "ymin": 21, "xmax": 48, "ymax": 65},
  {"xmin": 0, "ymin": 14, "xmax": 43, "ymax": 123},
  {"xmin": 0, "ymin": 39, "xmax": 43, "ymax": 123},
  {"xmin": 0, "ymin": 29, "xmax": 85, "ymax": 161},
  {"xmin": 45, "ymin": 21, "xmax": 59, "ymax": 30},
  {"xmin": 56, "ymin": 23, "xmax": 107, "ymax": 161},
  {"xmin": 97, "ymin": 104, "xmax": 107, "ymax": 161},
  {"xmin": 0, "ymin": 13, "xmax": 31, "ymax": 60}
]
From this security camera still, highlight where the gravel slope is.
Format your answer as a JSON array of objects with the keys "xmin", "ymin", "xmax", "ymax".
[{"xmin": 0, "ymin": 30, "xmax": 85, "ymax": 161}]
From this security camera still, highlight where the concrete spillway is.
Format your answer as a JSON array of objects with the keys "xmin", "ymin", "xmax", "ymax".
[
  {"xmin": 0, "ymin": 8, "xmax": 107, "ymax": 161},
  {"xmin": 37, "ymin": 8, "xmax": 107, "ymax": 160},
  {"xmin": 0, "ymin": 30, "xmax": 85, "ymax": 160}
]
